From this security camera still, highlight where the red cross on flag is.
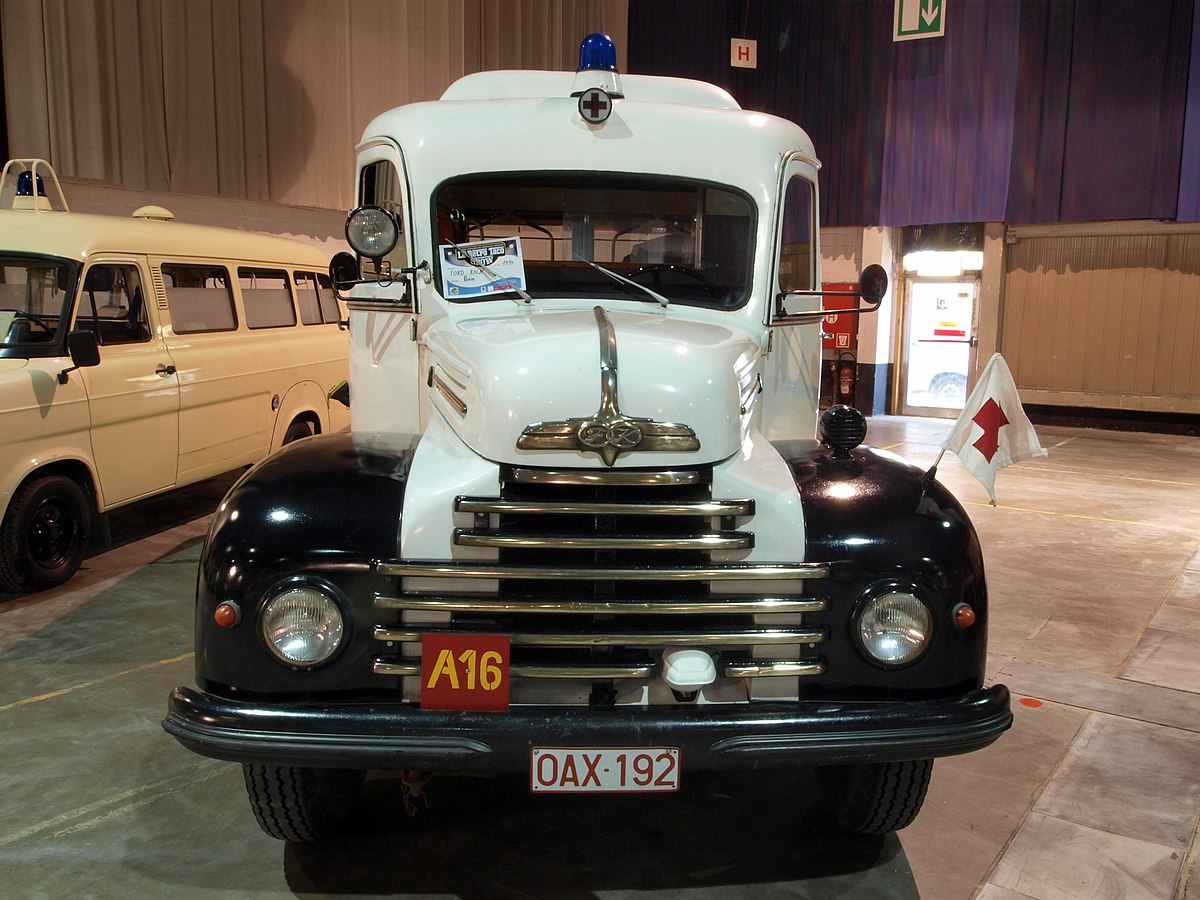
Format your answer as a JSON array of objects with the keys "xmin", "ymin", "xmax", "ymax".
[{"xmin": 941, "ymin": 353, "xmax": 1047, "ymax": 504}]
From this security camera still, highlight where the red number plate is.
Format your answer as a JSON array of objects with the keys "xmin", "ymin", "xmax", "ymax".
[
  {"xmin": 530, "ymin": 747, "xmax": 680, "ymax": 793},
  {"xmin": 420, "ymin": 633, "xmax": 510, "ymax": 710}
]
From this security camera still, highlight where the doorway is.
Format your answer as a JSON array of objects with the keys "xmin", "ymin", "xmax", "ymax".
[{"xmin": 900, "ymin": 277, "xmax": 978, "ymax": 417}]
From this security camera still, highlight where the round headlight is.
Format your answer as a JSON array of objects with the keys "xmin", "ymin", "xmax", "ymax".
[
  {"xmin": 857, "ymin": 590, "xmax": 932, "ymax": 665},
  {"xmin": 261, "ymin": 583, "xmax": 344, "ymax": 667},
  {"xmin": 345, "ymin": 205, "xmax": 399, "ymax": 259}
]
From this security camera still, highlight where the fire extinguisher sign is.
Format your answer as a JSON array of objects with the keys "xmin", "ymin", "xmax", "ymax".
[{"xmin": 821, "ymin": 284, "xmax": 859, "ymax": 351}]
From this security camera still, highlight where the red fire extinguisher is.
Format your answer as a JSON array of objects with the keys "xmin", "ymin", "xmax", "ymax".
[{"xmin": 836, "ymin": 351, "xmax": 857, "ymax": 405}]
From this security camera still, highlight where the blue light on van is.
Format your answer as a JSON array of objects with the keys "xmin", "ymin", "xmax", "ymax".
[
  {"xmin": 16, "ymin": 172, "xmax": 45, "ymax": 197},
  {"xmin": 578, "ymin": 33, "xmax": 618, "ymax": 73}
]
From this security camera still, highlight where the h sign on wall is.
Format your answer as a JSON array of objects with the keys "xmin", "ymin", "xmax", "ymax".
[
  {"xmin": 731, "ymin": 38, "xmax": 757, "ymax": 68},
  {"xmin": 894, "ymin": 0, "xmax": 945, "ymax": 41}
]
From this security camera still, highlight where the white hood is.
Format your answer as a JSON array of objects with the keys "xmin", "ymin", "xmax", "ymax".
[{"xmin": 422, "ymin": 306, "xmax": 761, "ymax": 468}]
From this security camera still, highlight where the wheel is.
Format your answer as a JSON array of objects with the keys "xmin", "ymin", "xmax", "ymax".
[
  {"xmin": 817, "ymin": 759, "xmax": 933, "ymax": 834},
  {"xmin": 929, "ymin": 373, "xmax": 966, "ymax": 406},
  {"xmin": 242, "ymin": 764, "xmax": 364, "ymax": 842},
  {"xmin": 0, "ymin": 475, "xmax": 92, "ymax": 592},
  {"xmin": 281, "ymin": 419, "xmax": 315, "ymax": 445}
]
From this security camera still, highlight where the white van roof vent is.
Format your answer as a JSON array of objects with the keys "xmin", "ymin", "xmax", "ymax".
[
  {"xmin": 132, "ymin": 205, "xmax": 174, "ymax": 221},
  {"xmin": 1, "ymin": 158, "xmax": 69, "ymax": 212}
]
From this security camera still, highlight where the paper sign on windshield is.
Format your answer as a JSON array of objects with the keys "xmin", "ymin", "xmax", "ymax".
[{"xmin": 439, "ymin": 238, "xmax": 527, "ymax": 298}]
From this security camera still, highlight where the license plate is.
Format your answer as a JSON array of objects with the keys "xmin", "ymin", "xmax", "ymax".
[{"xmin": 530, "ymin": 747, "xmax": 680, "ymax": 793}]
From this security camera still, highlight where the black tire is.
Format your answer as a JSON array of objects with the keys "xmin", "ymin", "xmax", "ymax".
[
  {"xmin": 242, "ymin": 764, "xmax": 364, "ymax": 842},
  {"xmin": 817, "ymin": 759, "xmax": 933, "ymax": 834},
  {"xmin": 281, "ymin": 419, "xmax": 315, "ymax": 445},
  {"xmin": 0, "ymin": 475, "xmax": 91, "ymax": 592}
]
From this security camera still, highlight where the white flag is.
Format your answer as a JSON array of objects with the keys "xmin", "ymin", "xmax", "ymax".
[{"xmin": 942, "ymin": 353, "xmax": 1046, "ymax": 504}]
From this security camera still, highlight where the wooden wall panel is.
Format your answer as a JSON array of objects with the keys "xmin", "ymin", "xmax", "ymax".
[{"xmin": 1001, "ymin": 229, "xmax": 1200, "ymax": 413}]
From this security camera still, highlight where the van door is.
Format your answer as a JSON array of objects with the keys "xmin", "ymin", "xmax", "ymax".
[
  {"xmin": 156, "ymin": 261, "xmax": 266, "ymax": 484},
  {"xmin": 73, "ymin": 260, "xmax": 179, "ymax": 506}
]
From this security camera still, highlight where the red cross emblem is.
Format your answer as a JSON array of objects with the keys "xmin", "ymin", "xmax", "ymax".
[
  {"xmin": 578, "ymin": 89, "xmax": 612, "ymax": 124},
  {"xmin": 972, "ymin": 398, "xmax": 1009, "ymax": 462}
]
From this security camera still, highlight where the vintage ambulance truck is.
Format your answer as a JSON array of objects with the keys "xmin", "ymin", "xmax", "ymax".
[{"xmin": 165, "ymin": 35, "xmax": 1012, "ymax": 842}]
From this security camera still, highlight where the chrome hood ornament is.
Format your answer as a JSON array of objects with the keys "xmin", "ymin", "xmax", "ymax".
[{"xmin": 517, "ymin": 307, "xmax": 700, "ymax": 466}]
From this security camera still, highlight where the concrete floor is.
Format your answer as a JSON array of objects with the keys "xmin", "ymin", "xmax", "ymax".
[{"xmin": 0, "ymin": 415, "xmax": 1197, "ymax": 899}]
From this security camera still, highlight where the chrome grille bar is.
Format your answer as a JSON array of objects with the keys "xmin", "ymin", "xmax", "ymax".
[
  {"xmin": 374, "ymin": 626, "xmax": 826, "ymax": 647},
  {"xmin": 455, "ymin": 497, "xmax": 754, "ymax": 516},
  {"xmin": 374, "ymin": 594, "xmax": 828, "ymax": 615},
  {"xmin": 508, "ymin": 468, "xmax": 703, "ymax": 486},
  {"xmin": 372, "ymin": 658, "xmax": 824, "ymax": 679},
  {"xmin": 376, "ymin": 561, "xmax": 830, "ymax": 580},
  {"xmin": 454, "ymin": 531, "xmax": 753, "ymax": 551}
]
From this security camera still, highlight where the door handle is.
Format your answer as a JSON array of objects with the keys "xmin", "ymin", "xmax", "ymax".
[
  {"xmin": 969, "ymin": 336, "xmax": 979, "ymax": 348},
  {"xmin": 155, "ymin": 363, "xmax": 177, "ymax": 377}
]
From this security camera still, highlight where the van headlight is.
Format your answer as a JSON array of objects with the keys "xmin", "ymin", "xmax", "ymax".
[
  {"xmin": 261, "ymin": 582, "xmax": 345, "ymax": 667},
  {"xmin": 856, "ymin": 589, "xmax": 932, "ymax": 666},
  {"xmin": 345, "ymin": 205, "xmax": 400, "ymax": 259}
]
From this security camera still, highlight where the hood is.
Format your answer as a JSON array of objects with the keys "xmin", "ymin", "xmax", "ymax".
[{"xmin": 423, "ymin": 306, "xmax": 761, "ymax": 468}]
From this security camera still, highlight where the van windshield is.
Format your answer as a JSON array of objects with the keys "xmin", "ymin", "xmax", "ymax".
[
  {"xmin": 0, "ymin": 255, "xmax": 75, "ymax": 353},
  {"xmin": 433, "ymin": 173, "xmax": 755, "ymax": 308}
]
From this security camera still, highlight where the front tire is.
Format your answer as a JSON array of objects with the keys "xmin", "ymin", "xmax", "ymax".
[
  {"xmin": 0, "ymin": 475, "xmax": 92, "ymax": 592},
  {"xmin": 281, "ymin": 418, "xmax": 315, "ymax": 445},
  {"xmin": 818, "ymin": 759, "xmax": 933, "ymax": 834},
  {"xmin": 243, "ymin": 764, "xmax": 364, "ymax": 842}
]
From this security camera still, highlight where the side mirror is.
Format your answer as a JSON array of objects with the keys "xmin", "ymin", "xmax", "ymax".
[
  {"xmin": 329, "ymin": 251, "xmax": 360, "ymax": 293},
  {"xmin": 858, "ymin": 264, "xmax": 888, "ymax": 304},
  {"xmin": 58, "ymin": 329, "xmax": 101, "ymax": 384}
]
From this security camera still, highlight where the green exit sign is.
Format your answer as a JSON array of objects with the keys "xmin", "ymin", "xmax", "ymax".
[{"xmin": 894, "ymin": 0, "xmax": 945, "ymax": 41}]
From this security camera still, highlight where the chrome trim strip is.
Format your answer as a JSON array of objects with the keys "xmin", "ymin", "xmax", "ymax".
[
  {"xmin": 374, "ymin": 626, "xmax": 826, "ymax": 646},
  {"xmin": 453, "ymin": 531, "xmax": 752, "ymax": 551},
  {"xmin": 509, "ymin": 468, "xmax": 703, "ymax": 486},
  {"xmin": 374, "ymin": 595, "xmax": 828, "ymax": 615},
  {"xmin": 454, "ymin": 497, "xmax": 755, "ymax": 516},
  {"xmin": 722, "ymin": 660, "xmax": 826, "ymax": 677},
  {"xmin": 377, "ymin": 561, "xmax": 831, "ymax": 580},
  {"xmin": 372, "ymin": 659, "xmax": 656, "ymax": 679},
  {"xmin": 429, "ymin": 370, "xmax": 467, "ymax": 417}
]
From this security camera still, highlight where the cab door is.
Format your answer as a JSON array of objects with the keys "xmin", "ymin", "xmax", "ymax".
[
  {"xmin": 348, "ymin": 143, "xmax": 421, "ymax": 434},
  {"xmin": 73, "ymin": 259, "xmax": 179, "ymax": 507}
]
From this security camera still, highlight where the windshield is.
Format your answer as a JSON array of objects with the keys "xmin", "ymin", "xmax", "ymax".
[
  {"xmin": 434, "ymin": 173, "xmax": 755, "ymax": 308},
  {"xmin": 0, "ymin": 255, "xmax": 75, "ymax": 354}
]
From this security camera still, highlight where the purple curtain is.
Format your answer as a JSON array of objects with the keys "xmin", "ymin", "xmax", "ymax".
[
  {"xmin": 878, "ymin": 0, "xmax": 1021, "ymax": 226},
  {"xmin": 1178, "ymin": 0, "xmax": 1200, "ymax": 220},
  {"xmin": 1007, "ymin": 0, "xmax": 1194, "ymax": 224}
]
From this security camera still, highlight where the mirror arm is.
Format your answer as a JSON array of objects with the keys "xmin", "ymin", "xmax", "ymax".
[{"xmin": 772, "ymin": 290, "xmax": 883, "ymax": 325}]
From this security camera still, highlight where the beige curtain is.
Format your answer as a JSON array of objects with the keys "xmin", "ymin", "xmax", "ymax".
[{"xmin": 1, "ymin": 0, "xmax": 628, "ymax": 210}]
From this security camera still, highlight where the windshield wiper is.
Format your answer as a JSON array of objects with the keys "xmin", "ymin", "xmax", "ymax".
[{"xmin": 572, "ymin": 254, "xmax": 670, "ymax": 308}]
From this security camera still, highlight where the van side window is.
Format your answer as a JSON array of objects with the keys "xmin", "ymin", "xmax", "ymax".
[
  {"xmin": 162, "ymin": 264, "xmax": 236, "ymax": 333},
  {"xmin": 293, "ymin": 272, "xmax": 329, "ymax": 325},
  {"xmin": 316, "ymin": 274, "xmax": 340, "ymax": 324},
  {"xmin": 75, "ymin": 265, "xmax": 152, "ymax": 345},
  {"xmin": 239, "ymin": 268, "xmax": 296, "ymax": 329}
]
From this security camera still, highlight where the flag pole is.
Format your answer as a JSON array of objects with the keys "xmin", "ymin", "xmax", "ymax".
[{"xmin": 923, "ymin": 449, "xmax": 945, "ymax": 486}]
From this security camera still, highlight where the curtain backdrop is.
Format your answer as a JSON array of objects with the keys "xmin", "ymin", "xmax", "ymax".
[
  {"xmin": 0, "ymin": 0, "xmax": 628, "ymax": 210},
  {"xmin": 630, "ymin": 0, "xmax": 1199, "ymax": 227}
]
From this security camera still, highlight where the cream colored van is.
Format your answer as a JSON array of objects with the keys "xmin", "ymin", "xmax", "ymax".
[{"xmin": 0, "ymin": 160, "xmax": 349, "ymax": 592}]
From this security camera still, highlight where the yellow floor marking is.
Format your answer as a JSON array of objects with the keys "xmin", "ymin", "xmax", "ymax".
[
  {"xmin": 0, "ymin": 651, "xmax": 194, "ymax": 714},
  {"xmin": 963, "ymin": 501, "xmax": 1200, "ymax": 535}
]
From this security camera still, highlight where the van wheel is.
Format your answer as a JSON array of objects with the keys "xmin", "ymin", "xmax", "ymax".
[
  {"xmin": 243, "ymin": 764, "xmax": 364, "ymax": 842},
  {"xmin": 930, "ymin": 373, "xmax": 966, "ymax": 406},
  {"xmin": 817, "ymin": 759, "xmax": 933, "ymax": 834},
  {"xmin": 0, "ymin": 475, "xmax": 92, "ymax": 593},
  {"xmin": 282, "ymin": 419, "xmax": 315, "ymax": 445}
]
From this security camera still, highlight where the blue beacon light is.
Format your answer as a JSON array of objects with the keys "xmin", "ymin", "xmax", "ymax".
[
  {"xmin": 578, "ymin": 33, "xmax": 618, "ymax": 73},
  {"xmin": 572, "ymin": 33, "xmax": 624, "ymax": 111}
]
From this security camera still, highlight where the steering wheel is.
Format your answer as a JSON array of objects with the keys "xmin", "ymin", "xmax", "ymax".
[
  {"xmin": 628, "ymin": 264, "xmax": 711, "ymax": 288},
  {"xmin": 1, "ymin": 308, "xmax": 53, "ymax": 334}
]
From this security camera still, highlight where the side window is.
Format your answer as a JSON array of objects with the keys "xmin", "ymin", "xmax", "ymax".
[
  {"xmin": 358, "ymin": 159, "xmax": 409, "ymax": 273},
  {"xmin": 162, "ymin": 264, "xmax": 236, "ymax": 334},
  {"xmin": 239, "ymin": 268, "xmax": 296, "ymax": 329},
  {"xmin": 316, "ymin": 273, "xmax": 340, "ymax": 323},
  {"xmin": 778, "ymin": 176, "xmax": 815, "ymax": 294},
  {"xmin": 293, "ymin": 272, "xmax": 323, "ymax": 325},
  {"xmin": 75, "ymin": 264, "xmax": 151, "ymax": 345}
]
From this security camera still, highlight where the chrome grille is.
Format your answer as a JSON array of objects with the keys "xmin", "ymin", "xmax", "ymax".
[{"xmin": 372, "ymin": 466, "xmax": 830, "ymax": 690}]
